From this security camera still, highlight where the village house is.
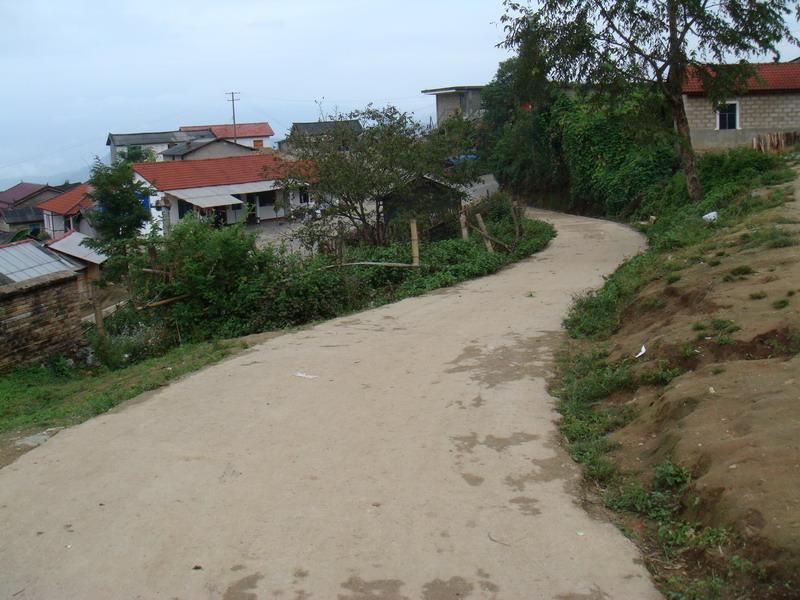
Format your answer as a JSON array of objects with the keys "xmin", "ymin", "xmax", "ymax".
[
  {"xmin": 106, "ymin": 130, "xmax": 215, "ymax": 162},
  {"xmin": 421, "ymin": 86, "xmax": 484, "ymax": 126},
  {"xmin": 45, "ymin": 230, "xmax": 106, "ymax": 285},
  {"xmin": 132, "ymin": 153, "xmax": 306, "ymax": 230},
  {"xmin": 161, "ymin": 138, "xmax": 255, "ymax": 161},
  {"xmin": 683, "ymin": 62, "xmax": 800, "ymax": 150},
  {"xmin": 179, "ymin": 122, "xmax": 275, "ymax": 149},
  {"xmin": 0, "ymin": 182, "xmax": 79, "ymax": 209},
  {"xmin": 37, "ymin": 183, "xmax": 97, "ymax": 238},
  {"xmin": 0, "ymin": 206, "xmax": 44, "ymax": 235},
  {"xmin": 276, "ymin": 120, "xmax": 363, "ymax": 155}
]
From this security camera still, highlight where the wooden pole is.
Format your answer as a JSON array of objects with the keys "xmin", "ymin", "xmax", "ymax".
[
  {"xmin": 475, "ymin": 213, "xmax": 494, "ymax": 253},
  {"xmin": 459, "ymin": 213, "xmax": 470, "ymax": 241},
  {"xmin": 409, "ymin": 218, "xmax": 420, "ymax": 267},
  {"xmin": 91, "ymin": 286, "xmax": 105, "ymax": 338},
  {"xmin": 510, "ymin": 200, "xmax": 521, "ymax": 240}
]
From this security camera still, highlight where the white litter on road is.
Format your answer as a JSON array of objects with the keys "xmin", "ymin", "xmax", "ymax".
[{"xmin": 294, "ymin": 372, "xmax": 319, "ymax": 379}]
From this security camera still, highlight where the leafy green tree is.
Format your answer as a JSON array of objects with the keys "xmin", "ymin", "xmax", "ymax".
[
  {"xmin": 83, "ymin": 159, "xmax": 153, "ymax": 285},
  {"xmin": 118, "ymin": 146, "xmax": 157, "ymax": 163},
  {"xmin": 280, "ymin": 105, "xmax": 478, "ymax": 245},
  {"xmin": 500, "ymin": 0, "xmax": 798, "ymax": 202},
  {"xmin": 86, "ymin": 158, "xmax": 152, "ymax": 242}
]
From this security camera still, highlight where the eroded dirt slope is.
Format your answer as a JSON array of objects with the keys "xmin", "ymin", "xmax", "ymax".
[{"xmin": 605, "ymin": 182, "xmax": 800, "ymax": 576}]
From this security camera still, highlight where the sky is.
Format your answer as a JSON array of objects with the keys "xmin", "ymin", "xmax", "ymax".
[{"xmin": 0, "ymin": 0, "xmax": 512, "ymax": 189}]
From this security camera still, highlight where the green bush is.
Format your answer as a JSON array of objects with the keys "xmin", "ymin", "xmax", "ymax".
[{"xmin": 94, "ymin": 204, "xmax": 556, "ymax": 367}]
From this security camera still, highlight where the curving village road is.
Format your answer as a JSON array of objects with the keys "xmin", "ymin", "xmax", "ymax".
[{"xmin": 0, "ymin": 209, "xmax": 660, "ymax": 599}]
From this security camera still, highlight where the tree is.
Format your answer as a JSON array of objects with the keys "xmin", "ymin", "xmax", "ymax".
[
  {"xmin": 118, "ymin": 145, "xmax": 157, "ymax": 163},
  {"xmin": 500, "ymin": 0, "xmax": 798, "ymax": 202},
  {"xmin": 86, "ymin": 158, "xmax": 152, "ymax": 242},
  {"xmin": 279, "ymin": 105, "xmax": 478, "ymax": 246}
]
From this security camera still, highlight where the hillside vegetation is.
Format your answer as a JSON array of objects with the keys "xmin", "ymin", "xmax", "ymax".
[{"xmin": 554, "ymin": 150, "xmax": 800, "ymax": 599}]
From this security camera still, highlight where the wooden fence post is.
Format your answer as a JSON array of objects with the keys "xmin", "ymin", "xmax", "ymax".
[
  {"xmin": 459, "ymin": 213, "xmax": 470, "ymax": 241},
  {"xmin": 91, "ymin": 286, "xmax": 105, "ymax": 338},
  {"xmin": 409, "ymin": 218, "xmax": 420, "ymax": 267},
  {"xmin": 474, "ymin": 214, "xmax": 494, "ymax": 253}
]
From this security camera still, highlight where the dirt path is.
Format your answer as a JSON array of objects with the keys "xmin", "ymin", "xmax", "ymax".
[{"xmin": 0, "ymin": 210, "xmax": 659, "ymax": 599}]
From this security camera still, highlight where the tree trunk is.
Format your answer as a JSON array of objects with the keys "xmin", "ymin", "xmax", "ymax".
[{"xmin": 670, "ymin": 93, "xmax": 703, "ymax": 202}]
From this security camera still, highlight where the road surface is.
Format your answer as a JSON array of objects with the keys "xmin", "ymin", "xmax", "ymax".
[{"xmin": 0, "ymin": 209, "xmax": 659, "ymax": 599}]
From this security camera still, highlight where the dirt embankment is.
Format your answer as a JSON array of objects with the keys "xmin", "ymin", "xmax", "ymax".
[{"xmin": 605, "ymin": 184, "xmax": 800, "ymax": 577}]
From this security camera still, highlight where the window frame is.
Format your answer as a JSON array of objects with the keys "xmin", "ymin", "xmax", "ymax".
[{"xmin": 716, "ymin": 100, "xmax": 740, "ymax": 131}]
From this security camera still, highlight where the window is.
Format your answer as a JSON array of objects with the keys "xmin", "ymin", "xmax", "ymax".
[
  {"xmin": 257, "ymin": 191, "xmax": 276, "ymax": 207},
  {"xmin": 253, "ymin": 139, "xmax": 264, "ymax": 148},
  {"xmin": 717, "ymin": 102, "xmax": 738, "ymax": 130},
  {"xmin": 299, "ymin": 188, "xmax": 310, "ymax": 204}
]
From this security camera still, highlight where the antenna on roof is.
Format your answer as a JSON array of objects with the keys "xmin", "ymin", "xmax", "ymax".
[{"xmin": 226, "ymin": 91, "xmax": 240, "ymax": 142}]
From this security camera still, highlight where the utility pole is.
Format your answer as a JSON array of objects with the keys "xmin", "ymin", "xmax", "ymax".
[{"xmin": 226, "ymin": 91, "xmax": 240, "ymax": 142}]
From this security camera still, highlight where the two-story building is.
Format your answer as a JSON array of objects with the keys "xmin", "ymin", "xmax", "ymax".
[
  {"xmin": 179, "ymin": 122, "xmax": 275, "ymax": 149},
  {"xmin": 421, "ymin": 86, "xmax": 484, "ymax": 126}
]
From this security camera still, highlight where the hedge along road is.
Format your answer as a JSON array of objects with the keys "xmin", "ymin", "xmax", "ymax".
[{"xmin": 0, "ymin": 209, "xmax": 659, "ymax": 600}]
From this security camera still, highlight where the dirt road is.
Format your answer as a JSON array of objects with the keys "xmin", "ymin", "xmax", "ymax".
[{"xmin": 0, "ymin": 210, "xmax": 659, "ymax": 599}]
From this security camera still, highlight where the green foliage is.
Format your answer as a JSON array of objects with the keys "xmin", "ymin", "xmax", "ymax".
[
  {"xmin": 86, "ymin": 158, "xmax": 152, "ymax": 243},
  {"xmin": 639, "ymin": 360, "xmax": 683, "ymax": 385},
  {"xmin": 101, "ymin": 204, "xmax": 555, "ymax": 362},
  {"xmin": 281, "ymin": 105, "xmax": 478, "ymax": 246},
  {"xmin": 0, "ymin": 342, "xmax": 231, "ymax": 432}
]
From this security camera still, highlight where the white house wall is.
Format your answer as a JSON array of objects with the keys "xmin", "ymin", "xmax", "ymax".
[{"xmin": 221, "ymin": 136, "xmax": 269, "ymax": 148}]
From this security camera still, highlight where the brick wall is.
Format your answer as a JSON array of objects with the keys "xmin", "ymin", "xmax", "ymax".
[
  {"xmin": 683, "ymin": 92, "xmax": 800, "ymax": 150},
  {"xmin": 0, "ymin": 271, "xmax": 84, "ymax": 371}
]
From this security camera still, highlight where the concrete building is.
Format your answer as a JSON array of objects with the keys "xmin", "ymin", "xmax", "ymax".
[
  {"xmin": 0, "ymin": 206, "xmax": 43, "ymax": 234},
  {"xmin": 276, "ymin": 120, "xmax": 363, "ymax": 155},
  {"xmin": 132, "ymin": 154, "xmax": 305, "ymax": 230},
  {"xmin": 421, "ymin": 86, "xmax": 484, "ymax": 126},
  {"xmin": 683, "ymin": 62, "xmax": 800, "ymax": 150},
  {"xmin": 179, "ymin": 123, "xmax": 274, "ymax": 149},
  {"xmin": 106, "ymin": 130, "xmax": 215, "ymax": 162},
  {"xmin": 161, "ymin": 138, "xmax": 254, "ymax": 161}
]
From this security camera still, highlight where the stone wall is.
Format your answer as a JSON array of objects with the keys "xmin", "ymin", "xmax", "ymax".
[
  {"xmin": 0, "ymin": 271, "xmax": 84, "ymax": 371},
  {"xmin": 684, "ymin": 92, "xmax": 800, "ymax": 150}
]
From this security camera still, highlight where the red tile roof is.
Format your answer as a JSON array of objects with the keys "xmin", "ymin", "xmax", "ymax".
[
  {"xmin": 132, "ymin": 154, "xmax": 302, "ymax": 191},
  {"xmin": 37, "ymin": 183, "xmax": 94, "ymax": 216},
  {"xmin": 180, "ymin": 122, "xmax": 275, "ymax": 138},
  {"xmin": 683, "ymin": 62, "xmax": 800, "ymax": 94},
  {"xmin": 0, "ymin": 182, "xmax": 47, "ymax": 208}
]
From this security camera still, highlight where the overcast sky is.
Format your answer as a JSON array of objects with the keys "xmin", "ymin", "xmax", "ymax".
[{"xmin": 0, "ymin": 0, "xmax": 511, "ymax": 189}]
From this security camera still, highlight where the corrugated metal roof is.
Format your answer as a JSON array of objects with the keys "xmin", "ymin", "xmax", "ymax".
[
  {"xmin": 47, "ymin": 231, "xmax": 107, "ymax": 265},
  {"xmin": 106, "ymin": 129, "xmax": 213, "ymax": 147},
  {"xmin": 0, "ymin": 206, "xmax": 43, "ymax": 224},
  {"xmin": 0, "ymin": 240, "xmax": 81, "ymax": 283},
  {"xmin": 291, "ymin": 120, "xmax": 363, "ymax": 135}
]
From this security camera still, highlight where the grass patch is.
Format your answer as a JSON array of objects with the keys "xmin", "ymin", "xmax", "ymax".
[
  {"xmin": 0, "ymin": 341, "xmax": 233, "ymax": 432},
  {"xmin": 666, "ymin": 273, "xmax": 681, "ymax": 284},
  {"xmin": 750, "ymin": 291, "xmax": 768, "ymax": 300},
  {"xmin": 772, "ymin": 299, "xmax": 790, "ymax": 310}
]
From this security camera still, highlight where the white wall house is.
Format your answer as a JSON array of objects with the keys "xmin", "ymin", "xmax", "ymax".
[
  {"xmin": 37, "ymin": 183, "xmax": 97, "ymax": 238},
  {"xmin": 132, "ymin": 154, "xmax": 303, "ymax": 233},
  {"xmin": 106, "ymin": 130, "xmax": 215, "ymax": 162}
]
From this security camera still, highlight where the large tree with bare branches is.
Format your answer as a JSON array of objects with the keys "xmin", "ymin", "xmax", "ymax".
[{"xmin": 500, "ymin": 0, "xmax": 798, "ymax": 201}]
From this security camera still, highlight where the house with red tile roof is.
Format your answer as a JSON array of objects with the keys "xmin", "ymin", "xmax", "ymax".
[
  {"xmin": 0, "ymin": 182, "xmax": 79, "ymax": 209},
  {"xmin": 132, "ymin": 154, "xmax": 308, "ymax": 229},
  {"xmin": 682, "ymin": 62, "xmax": 800, "ymax": 150},
  {"xmin": 180, "ymin": 122, "xmax": 275, "ymax": 150},
  {"xmin": 37, "ymin": 183, "xmax": 97, "ymax": 238}
]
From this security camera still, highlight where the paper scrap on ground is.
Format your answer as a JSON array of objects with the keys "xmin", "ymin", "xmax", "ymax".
[
  {"xmin": 635, "ymin": 345, "xmax": 647, "ymax": 358},
  {"xmin": 294, "ymin": 372, "xmax": 319, "ymax": 379}
]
